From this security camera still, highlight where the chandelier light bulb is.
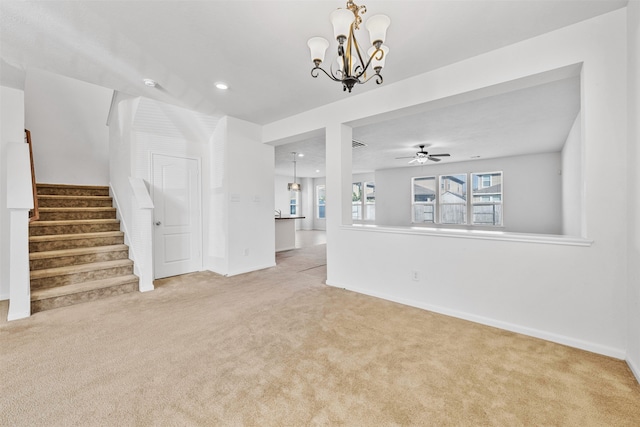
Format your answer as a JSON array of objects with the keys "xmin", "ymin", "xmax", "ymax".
[
  {"xmin": 308, "ymin": 37, "xmax": 329, "ymax": 64},
  {"xmin": 366, "ymin": 14, "xmax": 391, "ymax": 47},
  {"xmin": 330, "ymin": 8, "xmax": 355, "ymax": 41}
]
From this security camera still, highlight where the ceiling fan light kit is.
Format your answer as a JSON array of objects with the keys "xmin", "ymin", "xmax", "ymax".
[
  {"xmin": 307, "ymin": 0, "xmax": 390, "ymax": 93},
  {"xmin": 396, "ymin": 145, "xmax": 451, "ymax": 164}
]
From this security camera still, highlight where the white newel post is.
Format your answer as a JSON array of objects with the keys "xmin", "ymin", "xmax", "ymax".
[
  {"xmin": 6, "ymin": 143, "xmax": 34, "ymax": 321},
  {"xmin": 129, "ymin": 177, "xmax": 154, "ymax": 292}
]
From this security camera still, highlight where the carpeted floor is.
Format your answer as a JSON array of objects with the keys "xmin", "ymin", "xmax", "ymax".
[{"xmin": 1, "ymin": 244, "xmax": 639, "ymax": 426}]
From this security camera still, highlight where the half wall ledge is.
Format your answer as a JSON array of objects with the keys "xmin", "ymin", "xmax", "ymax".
[{"xmin": 342, "ymin": 224, "xmax": 593, "ymax": 247}]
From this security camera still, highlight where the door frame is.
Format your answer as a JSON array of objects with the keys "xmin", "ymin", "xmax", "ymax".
[{"xmin": 150, "ymin": 152, "xmax": 203, "ymax": 279}]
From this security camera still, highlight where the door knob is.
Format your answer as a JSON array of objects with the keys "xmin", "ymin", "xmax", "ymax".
[{"xmin": 155, "ymin": 221, "xmax": 162, "ymax": 226}]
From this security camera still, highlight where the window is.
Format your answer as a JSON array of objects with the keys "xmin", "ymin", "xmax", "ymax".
[
  {"xmin": 412, "ymin": 171, "xmax": 502, "ymax": 227},
  {"xmin": 316, "ymin": 185, "xmax": 326, "ymax": 219},
  {"xmin": 289, "ymin": 191, "xmax": 299, "ymax": 216},
  {"xmin": 351, "ymin": 181, "xmax": 376, "ymax": 221},
  {"xmin": 412, "ymin": 177, "xmax": 436, "ymax": 223},
  {"xmin": 352, "ymin": 182, "xmax": 363, "ymax": 220},
  {"xmin": 472, "ymin": 172, "xmax": 503, "ymax": 226},
  {"xmin": 364, "ymin": 181, "xmax": 375, "ymax": 221},
  {"xmin": 439, "ymin": 174, "xmax": 467, "ymax": 224}
]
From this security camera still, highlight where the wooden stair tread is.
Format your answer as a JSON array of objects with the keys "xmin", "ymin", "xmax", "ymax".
[
  {"xmin": 29, "ymin": 219, "xmax": 119, "ymax": 226},
  {"xmin": 30, "ymin": 259, "xmax": 133, "ymax": 279},
  {"xmin": 37, "ymin": 194, "xmax": 111, "ymax": 200},
  {"xmin": 37, "ymin": 183, "xmax": 109, "ymax": 190},
  {"xmin": 29, "ymin": 231, "xmax": 123, "ymax": 242},
  {"xmin": 30, "ymin": 244, "xmax": 129, "ymax": 260},
  {"xmin": 31, "ymin": 275, "xmax": 138, "ymax": 301},
  {"xmin": 39, "ymin": 207, "xmax": 116, "ymax": 212}
]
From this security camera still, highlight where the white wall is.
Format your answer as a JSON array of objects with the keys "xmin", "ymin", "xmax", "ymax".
[
  {"xmin": 24, "ymin": 69, "xmax": 112, "ymax": 185},
  {"xmin": 561, "ymin": 112, "xmax": 583, "ymax": 236},
  {"xmin": 375, "ymin": 153, "xmax": 561, "ymax": 234},
  {"xmin": 300, "ymin": 177, "xmax": 314, "ymax": 230},
  {"xmin": 0, "ymin": 86, "xmax": 25, "ymax": 300},
  {"xmin": 205, "ymin": 117, "xmax": 275, "ymax": 276},
  {"xmin": 627, "ymin": 0, "xmax": 640, "ymax": 381},
  {"xmin": 264, "ymin": 10, "xmax": 628, "ymax": 358},
  {"xmin": 225, "ymin": 117, "xmax": 275, "ymax": 275},
  {"xmin": 204, "ymin": 118, "xmax": 227, "ymax": 273}
]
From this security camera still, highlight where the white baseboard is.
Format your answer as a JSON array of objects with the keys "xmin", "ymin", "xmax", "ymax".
[
  {"xmin": 223, "ymin": 263, "xmax": 277, "ymax": 277},
  {"xmin": 627, "ymin": 357, "xmax": 640, "ymax": 385},
  {"xmin": 326, "ymin": 280, "xmax": 626, "ymax": 360}
]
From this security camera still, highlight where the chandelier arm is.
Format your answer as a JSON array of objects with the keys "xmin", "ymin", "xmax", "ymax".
[
  {"xmin": 350, "ymin": 30, "xmax": 369, "ymax": 78},
  {"xmin": 355, "ymin": 46, "xmax": 383, "ymax": 79},
  {"xmin": 311, "ymin": 66, "xmax": 343, "ymax": 82},
  {"xmin": 359, "ymin": 72, "xmax": 383, "ymax": 85}
]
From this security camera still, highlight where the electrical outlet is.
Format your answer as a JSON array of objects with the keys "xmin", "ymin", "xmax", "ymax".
[{"xmin": 412, "ymin": 270, "xmax": 419, "ymax": 281}]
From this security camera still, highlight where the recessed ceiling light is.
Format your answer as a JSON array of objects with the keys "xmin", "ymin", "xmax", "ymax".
[
  {"xmin": 316, "ymin": 169, "xmax": 320, "ymax": 173},
  {"xmin": 215, "ymin": 82, "xmax": 228, "ymax": 90},
  {"xmin": 143, "ymin": 79, "xmax": 157, "ymax": 87},
  {"xmin": 298, "ymin": 153, "xmax": 304, "ymax": 157}
]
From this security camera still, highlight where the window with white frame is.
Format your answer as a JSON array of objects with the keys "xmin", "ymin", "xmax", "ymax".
[
  {"xmin": 412, "ymin": 171, "xmax": 503, "ymax": 227},
  {"xmin": 439, "ymin": 174, "xmax": 467, "ymax": 224},
  {"xmin": 289, "ymin": 191, "xmax": 299, "ymax": 216},
  {"xmin": 364, "ymin": 181, "xmax": 375, "ymax": 221},
  {"xmin": 412, "ymin": 176, "xmax": 436, "ymax": 223},
  {"xmin": 351, "ymin": 181, "xmax": 376, "ymax": 221},
  {"xmin": 352, "ymin": 182, "xmax": 363, "ymax": 220},
  {"xmin": 316, "ymin": 185, "xmax": 326, "ymax": 219},
  {"xmin": 471, "ymin": 172, "xmax": 503, "ymax": 226}
]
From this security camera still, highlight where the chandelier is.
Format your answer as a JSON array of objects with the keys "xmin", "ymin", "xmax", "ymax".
[{"xmin": 307, "ymin": 1, "xmax": 390, "ymax": 93}]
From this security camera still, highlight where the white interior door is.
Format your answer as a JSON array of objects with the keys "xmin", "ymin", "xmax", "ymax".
[{"xmin": 152, "ymin": 154, "xmax": 201, "ymax": 279}]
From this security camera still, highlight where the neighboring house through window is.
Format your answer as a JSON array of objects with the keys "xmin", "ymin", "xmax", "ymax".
[
  {"xmin": 471, "ymin": 172, "xmax": 503, "ymax": 226},
  {"xmin": 412, "ymin": 171, "xmax": 503, "ymax": 227}
]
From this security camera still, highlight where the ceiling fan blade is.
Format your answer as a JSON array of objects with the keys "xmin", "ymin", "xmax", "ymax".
[
  {"xmin": 395, "ymin": 156, "xmax": 416, "ymax": 159},
  {"xmin": 429, "ymin": 153, "xmax": 450, "ymax": 157},
  {"xmin": 408, "ymin": 158, "xmax": 418, "ymax": 164},
  {"xmin": 428, "ymin": 156, "xmax": 441, "ymax": 162}
]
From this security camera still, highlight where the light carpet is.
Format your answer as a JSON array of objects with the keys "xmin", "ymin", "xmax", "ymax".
[{"xmin": 1, "ymin": 244, "xmax": 639, "ymax": 426}]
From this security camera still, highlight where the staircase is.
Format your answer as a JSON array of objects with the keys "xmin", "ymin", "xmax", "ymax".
[{"xmin": 29, "ymin": 183, "xmax": 139, "ymax": 314}]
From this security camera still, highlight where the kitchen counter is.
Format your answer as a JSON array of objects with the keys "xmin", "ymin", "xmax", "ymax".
[{"xmin": 275, "ymin": 216, "xmax": 305, "ymax": 251}]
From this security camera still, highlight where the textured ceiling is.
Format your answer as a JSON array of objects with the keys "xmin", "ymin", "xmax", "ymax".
[
  {"xmin": 0, "ymin": 1, "xmax": 622, "ymax": 177},
  {"xmin": 275, "ymin": 75, "xmax": 580, "ymax": 177},
  {"xmin": 0, "ymin": 0, "xmax": 625, "ymax": 125}
]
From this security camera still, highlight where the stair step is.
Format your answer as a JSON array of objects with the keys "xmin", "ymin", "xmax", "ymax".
[
  {"xmin": 30, "ymin": 259, "xmax": 134, "ymax": 290},
  {"xmin": 30, "ymin": 245, "xmax": 130, "ymax": 270},
  {"xmin": 31, "ymin": 275, "xmax": 139, "ymax": 314},
  {"xmin": 36, "ymin": 183, "xmax": 110, "ymax": 197},
  {"xmin": 29, "ymin": 231, "xmax": 124, "ymax": 252},
  {"xmin": 38, "ymin": 207, "xmax": 117, "ymax": 221},
  {"xmin": 38, "ymin": 195, "xmax": 113, "ymax": 208},
  {"xmin": 29, "ymin": 219, "xmax": 121, "ymax": 236}
]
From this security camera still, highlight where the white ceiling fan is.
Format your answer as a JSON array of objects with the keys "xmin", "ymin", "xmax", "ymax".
[{"xmin": 396, "ymin": 145, "xmax": 450, "ymax": 164}]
